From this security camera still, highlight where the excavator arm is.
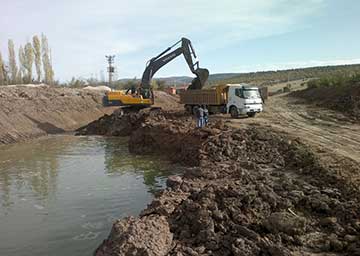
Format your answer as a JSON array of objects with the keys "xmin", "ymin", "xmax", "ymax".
[{"xmin": 140, "ymin": 37, "xmax": 209, "ymax": 98}]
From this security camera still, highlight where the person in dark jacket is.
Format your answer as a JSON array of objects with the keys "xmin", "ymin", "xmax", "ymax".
[{"xmin": 195, "ymin": 105, "xmax": 204, "ymax": 128}]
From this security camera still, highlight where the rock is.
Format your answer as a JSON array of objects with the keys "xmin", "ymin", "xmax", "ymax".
[
  {"xmin": 264, "ymin": 212, "xmax": 307, "ymax": 235},
  {"xmin": 183, "ymin": 247, "xmax": 199, "ymax": 256},
  {"xmin": 329, "ymin": 235, "xmax": 343, "ymax": 252},
  {"xmin": 266, "ymin": 244, "xmax": 292, "ymax": 256},
  {"xmin": 354, "ymin": 221, "xmax": 360, "ymax": 231},
  {"xmin": 237, "ymin": 225, "xmax": 260, "ymax": 241},
  {"xmin": 140, "ymin": 190, "xmax": 189, "ymax": 217},
  {"xmin": 94, "ymin": 215, "xmax": 173, "ymax": 256},
  {"xmin": 167, "ymin": 175, "xmax": 183, "ymax": 188},
  {"xmin": 195, "ymin": 246, "xmax": 206, "ymax": 254},
  {"xmin": 344, "ymin": 234, "xmax": 358, "ymax": 242},
  {"xmin": 320, "ymin": 217, "xmax": 337, "ymax": 227}
]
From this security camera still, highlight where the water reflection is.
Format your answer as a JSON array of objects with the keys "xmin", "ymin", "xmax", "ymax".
[
  {"xmin": 0, "ymin": 136, "xmax": 65, "ymax": 211},
  {"xmin": 102, "ymin": 137, "xmax": 178, "ymax": 193},
  {"xmin": 0, "ymin": 136, "xmax": 178, "ymax": 212},
  {"xmin": 0, "ymin": 135, "xmax": 180, "ymax": 256}
]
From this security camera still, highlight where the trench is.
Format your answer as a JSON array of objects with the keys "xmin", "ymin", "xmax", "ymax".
[{"xmin": 0, "ymin": 135, "xmax": 182, "ymax": 256}]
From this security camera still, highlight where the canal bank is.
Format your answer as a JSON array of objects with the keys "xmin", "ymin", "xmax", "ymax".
[
  {"xmin": 79, "ymin": 108, "xmax": 360, "ymax": 256},
  {"xmin": 0, "ymin": 85, "xmax": 116, "ymax": 145},
  {"xmin": 0, "ymin": 135, "xmax": 182, "ymax": 256}
]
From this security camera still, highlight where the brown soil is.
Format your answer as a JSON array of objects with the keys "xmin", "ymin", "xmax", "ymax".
[
  {"xmin": 290, "ymin": 83, "xmax": 360, "ymax": 121},
  {"xmin": 0, "ymin": 87, "xmax": 181, "ymax": 145},
  {"xmin": 228, "ymin": 93, "xmax": 360, "ymax": 183},
  {"xmin": 0, "ymin": 85, "xmax": 116, "ymax": 144},
  {"xmin": 153, "ymin": 91, "xmax": 183, "ymax": 111},
  {"xmin": 79, "ymin": 109, "xmax": 360, "ymax": 255}
]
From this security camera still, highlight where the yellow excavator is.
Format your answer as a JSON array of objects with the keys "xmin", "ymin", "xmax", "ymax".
[{"xmin": 103, "ymin": 37, "xmax": 209, "ymax": 107}]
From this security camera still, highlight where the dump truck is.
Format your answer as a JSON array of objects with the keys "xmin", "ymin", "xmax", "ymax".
[{"xmin": 180, "ymin": 84, "xmax": 263, "ymax": 118}]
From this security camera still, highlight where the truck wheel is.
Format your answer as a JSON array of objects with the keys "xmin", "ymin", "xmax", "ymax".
[
  {"xmin": 247, "ymin": 112, "xmax": 256, "ymax": 118},
  {"xmin": 230, "ymin": 107, "xmax": 238, "ymax": 118}
]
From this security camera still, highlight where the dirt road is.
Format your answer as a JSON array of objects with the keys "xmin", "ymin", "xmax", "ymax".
[
  {"xmin": 225, "ymin": 92, "xmax": 360, "ymax": 191},
  {"xmin": 228, "ymin": 93, "xmax": 360, "ymax": 163}
]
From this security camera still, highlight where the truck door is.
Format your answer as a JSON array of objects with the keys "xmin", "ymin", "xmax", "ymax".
[{"xmin": 227, "ymin": 87, "xmax": 244, "ymax": 113}]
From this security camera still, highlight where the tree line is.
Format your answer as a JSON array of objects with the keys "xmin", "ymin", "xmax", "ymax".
[{"xmin": 0, "ymin": 34, "xmax": 54, "ymax": 85}]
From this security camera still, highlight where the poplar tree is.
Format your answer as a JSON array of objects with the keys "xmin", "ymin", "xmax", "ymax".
[
  {"xmin": 0, "ymin": 51, "xmax": 5, "ymax": 85},
  {"xmin": 32, "ymin": 35, "xmax": 41, "ymax": 82},
  {"xmin": 16, "ymin": 69, "xmax": 23, "ymax": 84},
  {"xmin": 41, "ymin": 34, "xmax": 54, "ymax": 85},
  {"xmin": 24, "ymin": 42, "xmax": 34, "ymax": 83},
  {"xmin": 8, "ymin": 39, "xmax": 18, "ymax": 84},
  {"xmin": 18, "ymin": 45, "xmax": 26, "ymax": 83}
]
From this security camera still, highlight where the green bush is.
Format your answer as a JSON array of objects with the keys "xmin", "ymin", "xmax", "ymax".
[{"xmin": 306, "ymin": 73, "xmax": 360, "ymax": 89}]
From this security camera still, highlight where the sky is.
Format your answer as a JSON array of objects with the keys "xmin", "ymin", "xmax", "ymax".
[{"xmin": 1, "ymin": 0, "xmax": 360, "ymax": 82}]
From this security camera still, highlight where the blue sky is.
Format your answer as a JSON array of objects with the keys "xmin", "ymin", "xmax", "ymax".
[{"xmin": 1, "ymin": 0, "xmax": 359, "ymax": 82}]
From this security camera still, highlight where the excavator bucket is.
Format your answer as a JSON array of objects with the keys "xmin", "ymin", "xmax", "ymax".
[{"xmin": 188, "ymin": 68, "xmax": 209, "ymax": 90}]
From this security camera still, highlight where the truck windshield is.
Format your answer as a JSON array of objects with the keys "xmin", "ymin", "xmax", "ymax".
[{"xmin": 243, "ymin": 89, "xmax": 260, "ymax": 99}]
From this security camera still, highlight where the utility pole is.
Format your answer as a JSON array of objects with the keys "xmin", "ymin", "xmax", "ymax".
[{"xmin": 105, "ymin": 55, "xmax": 115, "ymax": 86}]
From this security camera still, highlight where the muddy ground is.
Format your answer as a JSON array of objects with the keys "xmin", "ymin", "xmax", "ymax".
[{"xmin": 78, "ymin": 106, "xmax": 360, "ymax": 256}]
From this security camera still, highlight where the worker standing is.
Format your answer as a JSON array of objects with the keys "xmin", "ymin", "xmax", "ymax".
[
  {"xmin": 195, "ymin": 105, "xmax": 204, "ymax": 128},
  {"xmin": 203, "ymin": 105, "xmax": 209, "ymax": 126}
]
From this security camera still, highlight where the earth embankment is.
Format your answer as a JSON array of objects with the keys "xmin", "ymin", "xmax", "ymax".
[
  {"xmin": 0, "ymin": 85, "xmax": 115, "ymax": 144},
  {"xmin": 78, "ymin": 109, "xmax": 360, "ymax": 255},
  {"xmin": 290, "ymin": 82, "xmax": 360, "ymax": 121}
]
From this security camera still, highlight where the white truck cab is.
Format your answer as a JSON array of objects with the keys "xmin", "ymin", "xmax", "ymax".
[{"xmin": 226, "ymin": 84, "xmax": 263, "ymax": 117}]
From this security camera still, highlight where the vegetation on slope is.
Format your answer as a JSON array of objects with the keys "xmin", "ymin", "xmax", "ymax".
[{"xmin": 292, "ymin": 73, "xmax": 360, "ymax": 120}]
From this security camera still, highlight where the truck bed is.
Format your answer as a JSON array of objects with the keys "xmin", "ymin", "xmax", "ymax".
[{"xmin": 180, "ymin": 89, "xmax": 225, "ymax": 105}]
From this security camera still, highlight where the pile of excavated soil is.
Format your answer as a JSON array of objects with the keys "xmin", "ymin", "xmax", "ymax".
[
  {"xmin": 291, "ymin": 83, "xmax": 360, "ymax": 121},
  {"xmin": 0, "ymin": 85, "xmax": 115, "ymax": 144},
  {"xmin": 79, "ymin": 110, "xmax": 360, "ymax": 255},
  {"xmin": 75, "ymin": 90, "xmax": 182, "ymax": 137},
  {"xmin": 153, "ymin": 91, "xmax": 183, "ymax": 111}
]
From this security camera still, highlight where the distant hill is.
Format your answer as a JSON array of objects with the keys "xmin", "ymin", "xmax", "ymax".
[
  {"xmin": 207, "ymin": 64, "xmax": 360, "ymax": 86},
  {"xmin": 116, "ymin": 73, "xmax": 241, "ymax": 85},
  {"xmin": 117, "ymin": 76, "xmax": 192, "ymax": 85},
  {"xmin": 116, "ymin": 63, "xmax": 360, "ymax": 87}
]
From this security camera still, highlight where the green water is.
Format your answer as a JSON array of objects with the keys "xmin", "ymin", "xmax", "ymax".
[{"xmin": 0, "ymin": 135, "xmax": 180, "ymax": 256}]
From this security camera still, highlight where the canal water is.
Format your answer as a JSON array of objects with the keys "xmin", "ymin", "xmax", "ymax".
[{"xmin": 0, "ymin": 135, "xmax": 180, "ymax": 256}]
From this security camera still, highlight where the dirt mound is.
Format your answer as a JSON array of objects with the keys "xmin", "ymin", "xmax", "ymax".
[
  {"xmin": 76, "ymin": 90, "xmax": 183, "ymax": 136},
  {"xmin": 153, "ymin": 91, "xmax": 182, "ymax": 111},
  {"xmin": 77, "ymin": 108, "xmax": 188, "ymax": 136},
  {"xmin": 95, "ymin": 215, "xmax": 173, "ymax": 256},
  {"xmin": 291, "ymin": 83, "xmax": 360, "ymax": 121},
  {"xmin": 0, "ymin": 85, "xmax": 115, "ymax": 144},
  {"xmin": 83, "ymin": 110, "xmax": 360, "ymax": 255}
]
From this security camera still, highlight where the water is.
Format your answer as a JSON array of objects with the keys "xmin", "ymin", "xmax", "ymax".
[{"xmin": 0, "ymin": 135, "xmax": 180, "ymax": 256}]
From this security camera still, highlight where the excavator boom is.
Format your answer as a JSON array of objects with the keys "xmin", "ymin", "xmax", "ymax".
[{"xmin": 141, "ymin": 37, "xmax": 209, "ymax": 93}]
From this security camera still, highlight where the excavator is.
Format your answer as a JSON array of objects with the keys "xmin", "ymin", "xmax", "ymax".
[{"xmin": 103, "ymin": 37, "xmax": 209, "ymax": 107}]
